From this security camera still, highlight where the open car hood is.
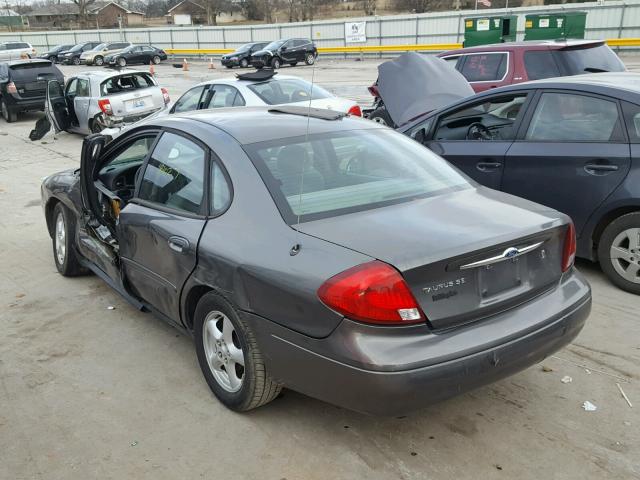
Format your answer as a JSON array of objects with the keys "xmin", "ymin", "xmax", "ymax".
[{"xmin": 377, "ymin": 52, "xmax": 475, "ymax": 127}]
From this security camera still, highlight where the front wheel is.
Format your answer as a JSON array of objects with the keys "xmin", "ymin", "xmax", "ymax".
[
  {"xmin": 152, "ymin": 55, "xmax": 161, "ymax": 65},
  {"xmin": 51, "ymin": 203, "xmax": 86, "ymax": 276},
  {"xmin": 94, "ymin": 56, "xmax": 104, "ymax": 66},
  {"xmin": 305, "ymin": 53, "xmax": 316, "ymax": 65},
  {"xmin": 1, "ymin": 99, "xmax": 17, "ymax": 123},
  {"xmin": 270, "ymin": 57, "xmax": 281, "ymax": 69},
  {"xmin": 117, "ymin": 57, "xmax": 126, "ymax": 67},
  {"xmin": 598, "ymin": 212, "xmax": 640, "ymax": 294},
  {"xmin": 240, "ymin": 58, "xmax": 249, "ymax": 68},
  {"xmin": 368, "ymin": 106, "xmax": 395, "ymax": 127},
  {"xmin": 194, "ymin": 291, "xmax": 281, "ymax": 412},
  {"xmin": 72, "ymin": 56, "xmax": 80, "ymax": 66}
]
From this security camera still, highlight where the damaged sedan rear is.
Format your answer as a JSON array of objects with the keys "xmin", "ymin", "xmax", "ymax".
[{"xmin": 41, "ymin": 106, "xmax": 590, "ymax": 415}]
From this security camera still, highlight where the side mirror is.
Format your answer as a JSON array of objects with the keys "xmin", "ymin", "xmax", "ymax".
[{"xmin": 280, "ymin": 46, "xmax": 287, "ymax": 51}]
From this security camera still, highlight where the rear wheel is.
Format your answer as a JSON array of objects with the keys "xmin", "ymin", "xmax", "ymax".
[
  {"xmin": 72, "ymin": 56, "xmax": 80, "ymax": 66},
  {"xmin": 1, "ymin": 99, "xmax": 17, "ymax": 123},
  {"xmin": 152, "ymin": 55, "xmax": 161, "ymax": 65},
  {"xmin": 270, "ymin": 57, "xmax": 281, "ymax": 69},
  {"xmin": 368, "ymin": 106, "xmax": 394, "ymax": 127},
  {"xmin": 94, "ymin": 56, "xmax": 104, "ymax": 66},
  {"xmin": 598, "ymin": 212, "xmax": 640, "ymax": 294},
  {"xmin": 90, "ymin": 118, "xmax": 104, "ymax": 134},
  {"xmin": 117, "ymin": 57, "xmax": 126, "ymax": 67},
  {"xmin": 51, "ymin": 203, "xmax": 86, "ymax": 277},
  {"xmin": 194, "ymin": 291, "xmax": 281, "ymax": 412},
  {"xmin": 305, "ymin": 53, "xmax": 315, "ymax": 65},
  {"xmin": 240, "ymin": 58, "xmax": 249, "ymax": 68}
]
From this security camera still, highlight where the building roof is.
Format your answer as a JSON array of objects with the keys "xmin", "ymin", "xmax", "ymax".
[
  {"xmin": 27, "ymin": 2, "xmax": 143, "ymax": 17},
  {"xmin": 167, "ymin": 0, "xmax": 205, "ymax": 14}
]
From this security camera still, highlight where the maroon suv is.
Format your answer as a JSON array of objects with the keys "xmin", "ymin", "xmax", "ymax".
[{"xmin": 437, "ymin": 39, "xmax": 626, "ymax": 92}]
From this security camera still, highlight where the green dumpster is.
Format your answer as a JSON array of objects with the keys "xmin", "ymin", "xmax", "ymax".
[
  {"xmin": 463, "ymin": 16, "xmax": 517, "ymax": 47},
  {"xmin": 524, "ymin": 11, "xmax": 587, "ymax": 41}
]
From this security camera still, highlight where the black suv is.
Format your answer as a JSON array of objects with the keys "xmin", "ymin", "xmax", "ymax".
[
  {"xmin": 221, "ymin": 42, "xmax": 270, "ymax": 69},
  {"xmin": 250, "ymin": 38, "xmax": 317, "ymax": 69},
  {"xmin": 58, "ymin": 41, "xmax": 101, "ymax": 65},
  {"xmin": 0, "ymin": 59, "xmax": 64, "ymax": 122}
]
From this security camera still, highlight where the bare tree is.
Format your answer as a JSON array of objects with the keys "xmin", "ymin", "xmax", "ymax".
[
  {"xmin": 72, "ymin": 0, "xmax": 95, "ymax": 28},
  {"xmin": 362, "ymin": 0, "xmax": 376, "ymax": 15}
]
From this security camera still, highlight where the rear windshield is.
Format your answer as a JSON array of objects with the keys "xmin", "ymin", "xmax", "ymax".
[
  {"xmin": 100, "ymin": 73, "xmax": 156, "ymax": 96},
  {"xmin": 248, "ymin": 78, "xmax": 331, "ymax": 105},
  {"xmin": 245, "ymin": 129, "xmax": 469, "ymax": 223},
  {"xmin": 556, "ymin": 44, "xmax": 625, "ymax": 74}
]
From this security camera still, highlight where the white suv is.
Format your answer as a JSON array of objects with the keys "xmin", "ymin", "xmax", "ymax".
[{"xmin": 0, "ymin": 42, "xmax": 36, "ymax": 62}]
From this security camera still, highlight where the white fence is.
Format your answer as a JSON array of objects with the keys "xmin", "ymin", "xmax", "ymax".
[{"xmin": 1, "ymin": 0, "xmax": 639, "ymax": 54}]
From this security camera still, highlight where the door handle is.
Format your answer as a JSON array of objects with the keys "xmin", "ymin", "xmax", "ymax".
[
  {"xmin": 476, "ymin": 161, "xmax": 502, "ymax": 171},
  {"xmin": 168, "ymin": 236, "xmax": 189, "ymax": 253},
  {"xmin": 584, "ymin": 163, "xmax": 619, "ymax": 174}
]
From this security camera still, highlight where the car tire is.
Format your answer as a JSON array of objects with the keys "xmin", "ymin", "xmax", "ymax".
[
  {"xmin": 72, "ymin": 56, "xmax": 80, "ymax": 66},
  {"xmin": 1, "ymin": 99, "xmax": 17, "ymax": 123},
  {"xmin": 51, "ymin": 202, "xmax": 86, "ymax": 277},
  {"xmin": 240, "ymin": 58, "xmax": 249, "ymax": 68},
  {"xmin": 368, "ymin": 106, "xmax": 395, "ymax": 127},
  {"xmin": 194, "ymin": 291, "xmax": 282, "ymax": 412},
  {"xmin": 598, "ymin": 212, "xmax": 640, "ymax": 294},
  {"xmin": 51, "ymin": 55, "xmax": 58, "ymax": 63},
  {"xmin": 117, "ymin": 57, "xmax": 126, "ymax": 67},
  {"xmin": 305, "ymin": 53, "xmax": 315, "ymax": 65},
  {"xmin": 271, "ymin": 57, "xmax": 281, "ymax": 69},
  {"xmin": 89, "ymin": 118, "xmax": 104, "ymax": 134},
  {"xmin": 152, "ymin": 55, "xmax": 161, "ymax": 65},
  {"xmin": 94, "ymin": 56, "xmax": 104, "ymax": 66}
]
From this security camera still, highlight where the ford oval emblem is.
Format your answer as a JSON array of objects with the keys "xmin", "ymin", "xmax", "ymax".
[{"xmin": 503, "ymin": 247, "xmax": 520, "ymax": 259}]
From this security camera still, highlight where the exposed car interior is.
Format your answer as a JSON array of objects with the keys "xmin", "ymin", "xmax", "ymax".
[
  {"xmin": 433, "ymin": 94, "xmax": 527, "ymax": 141},
  {"xmin": 101, "ymin": 73, "xmax": 155, "ymax": 96},
  {"xmin": 248, "ymin": 79, "xmax": 331, "ymax": 105}
]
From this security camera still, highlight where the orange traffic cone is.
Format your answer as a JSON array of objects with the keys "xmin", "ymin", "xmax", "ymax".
[
  {"xmin": 208, "ymin": 57, "xmax": 215, "ymax": 70},
  {"xmin": 149, "ymin": 61, "xmax": 155, "ymax": 76},
  {"xmin": 182, "ymin": 58, "xmax": 189, "ymax": 72}
]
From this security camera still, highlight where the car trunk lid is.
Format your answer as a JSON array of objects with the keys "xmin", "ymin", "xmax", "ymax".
[
  {"xmin": 100, "ymin": 72, "xmax": 164, "ymax": 118},
  {"xmin": 298, "ymin": 187, "xmax": 567, "ymax": 330}
]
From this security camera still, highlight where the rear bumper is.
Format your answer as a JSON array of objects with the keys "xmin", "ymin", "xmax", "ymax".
[
  {"xmin": 4, "ymin": 95, "xmax": 45, "ymax": 112},
  {"xmin": 245, "ymin": 269, "xmax": 591, "ymax": 415}
]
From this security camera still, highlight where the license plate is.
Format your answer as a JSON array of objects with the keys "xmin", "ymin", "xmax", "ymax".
[
  {"xmin": 132, "ymin": 100, "xmax": 145, "ymax": 109},
  {"xmin": 478, "ymin": 258, "xmax": 523, "ymax": 299}
]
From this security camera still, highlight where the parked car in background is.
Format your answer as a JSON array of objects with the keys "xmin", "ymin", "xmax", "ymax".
[
  {"xmin": 42, "ymin": 70, "xmax": 169, "ymax": 134},
  {"xmin": 81, "ymin": 42, "xmax": 132, "ymax": 66},
  {"xmin": 438, "ymin": 40, "xmax": 626, "ymax": 92},
  {"xmin": 399, "ymin": 73, "xmax": 640, "ymax": 294},
  {"xmin": 41, "ymin": 106, "xmax": 590, "ymax": 414},
  {"xmin": 250, "ymin": 38, "xmax": 317, "ymax": 69},
  {"xmin": 59, "ymin": 42, "xmax": 102, "ymax": 65},
  {"xmin": 169, "ymin": 70, "xmax": 361, "ymax": 116},
  {"xmin": 38, "ymin": 44, "xmax": 74, "ymax": 63},
  {"xmin": 0, "ymin": 42, "xmax": 36, "ymax": 62},
  {"xmin": 105, "ymin": 45, "xmax": 168, "ymax": 67},
  {"xmin": 221, "ymin": 42, "xmax": 270, "ymax": 69},
  {"xmin": 0, "ymin": 59, "xmax": 63, "ymax": 122}
]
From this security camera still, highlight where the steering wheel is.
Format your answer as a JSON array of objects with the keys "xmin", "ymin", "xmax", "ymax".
[{"xmin": 466, "ymin": 122, "xmax": 492, "ymax": 141}]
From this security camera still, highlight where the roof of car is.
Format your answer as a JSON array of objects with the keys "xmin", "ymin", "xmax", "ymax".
[
  {"xmin": 442, "ymin": 39, "xmax": 603, "ymax": 55},
  {"xmin": 197, "ymin": 73, "xmax": 303, "ymax": 87},
  {"xmin": 77, "ymin": 69, "xmax": 151, "ymax": 79},
  {"xmin": 4, "ymin": 59, "xmax": 52, "ymax": 67},
  {"xmin": 522, "ymin": 72, "xmax": 640, "ymax": 93},
  {"xmin": 164, "ymin": 106, "xmax": 380, "ymax": 144}
]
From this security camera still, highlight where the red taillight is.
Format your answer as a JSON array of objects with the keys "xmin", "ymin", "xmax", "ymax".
[
  {"xmin": 6, "ymin": 82, "xmax": 17, "ymax": 94},
  {"xmin": 562, "ymin": 222, "xmax": 576, "ymax": 272},
  {"xmin": 347, "ymin": 105, "xmax": 362, "ymax": 117},
  {"xmin": 98, "ymin": 98, "xmax": 112, "ymax": 115},
  {"xmin": 318, "ymin": 261, "xmax": 424, "ymax": 325},
  {"xmin": 367, "ymin": 85, "xmax": 379, "ymax": 97},
  {"xmin": 161, "ymin": 87, "xmax": 170, "ymax": 104}
]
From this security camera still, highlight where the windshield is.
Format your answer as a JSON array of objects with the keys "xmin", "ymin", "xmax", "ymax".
[
  {"xmin": 245, "ymin": 129, "xmax": 469, "ymax": 223},
  {"xmin": 557, "ymin": 44, "xmax": 625, "ymax": 74},
  {"xmin": 121, "ymin": 46, "xmax": 134, "ymax": 53},
  {"xmin": 69, "ymin": 44, "xmax": 85, "ymax": 52},
  {"xmin": 235, "ymin": 43, "xmax": 254, "ymax": 53},
  {"xmin": 248, "ymin": 78, "xmax": 332, "ymax": 105},
  {"xmin": 264, "ymin": 40, "xmax": 285, "ymax": 51},
  {"xmin": 92, "ymin": 43, "xmax": 107, "ymax": 51}
]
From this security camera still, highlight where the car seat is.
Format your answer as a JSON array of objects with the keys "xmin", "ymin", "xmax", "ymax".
[{"xmin": 276, "ymin": 145, "xmax": 325, "ymax": 197}]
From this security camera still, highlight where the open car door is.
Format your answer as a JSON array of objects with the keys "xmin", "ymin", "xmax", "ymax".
[{"xmin": 45, "ymin": 80, "xmax": 71, "ymax": 133}]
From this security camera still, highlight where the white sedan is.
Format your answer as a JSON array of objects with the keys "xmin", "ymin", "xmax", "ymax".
[{"xmin": 170, "ymin": 70, "xmax": 361, "ymax": 116}]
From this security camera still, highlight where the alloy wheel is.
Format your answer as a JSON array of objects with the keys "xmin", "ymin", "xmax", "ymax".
[
  {"xmin": 202, "ymin": 311, "xmax": 245, "ymax": 392},
  {"xmin": 95, "ymin": 56, "xmax": 103, "ymax": 66},
  {"xmin": 72, "ymin": 57, "xmax": 80, "ymax": 65},
  {"xmin": 55, "ymin": 212, "xmax": 66, "ymax": 265},
  {"xmin": 306, "ymin": 54, "xmax": 315, "ymax": 65},
  {"xmin": 610, "ymin": 228, "xmax": 640, "ymax": 283},
  {"xmin": 118, "ymin": 58, "xmax": 126, "ymax": 67},
  {"xmin": 152, "ymin": 55, "xmax": 161, "ymax": 65},
  {"xmin": 240, "ymin": 58, "xmax": 248, "ymax": 68}
]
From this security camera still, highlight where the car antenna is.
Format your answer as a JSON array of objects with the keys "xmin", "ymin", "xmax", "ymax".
[{"xmin": 291, "ymin": 54, "xmax": 317, "ymax": 256}]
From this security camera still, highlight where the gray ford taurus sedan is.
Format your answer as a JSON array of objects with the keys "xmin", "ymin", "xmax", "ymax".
[{"xmin": 41, "ymin": 106, "xmax": 591, "ymax": 415}]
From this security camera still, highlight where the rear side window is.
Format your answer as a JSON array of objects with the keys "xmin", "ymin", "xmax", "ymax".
[
  {"xmin": 211, "ymin": 161, "xmax": 231, "ymax": 213},
  {"xmin": 526, "ymin": 93, "xmax": 622, "ymax": 142},
  {"xmin": 622, "ymin": 102, "xmax": 640, "ymax": 143},
  {"xmin": 173, "ymin": 86, "xmax": 207, "ymax": 113},
  {"xmin": 138, "ymin": 132, "xmax": 206, "ymax": 215},
  {"xmin": 460, "ymin": 53, "xmax": 508, "ymax": 82},
  {"xmin": 100, "ymin": 73, "xmax": 155, "ymax": 95},
  {"xmin": 245, "ymin": 129, "xmax": 469, "ymax": 223},
  {"xmin": 524, "ymin": 51, "xmax": 561, "ymax": 80},
  {"xmin": 205, "ymin": 85, "xmax": 245, "ymax": 108},
  {"xmin": 248, "ymin": 79, "xmax": 331, "ymax": 105}
]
